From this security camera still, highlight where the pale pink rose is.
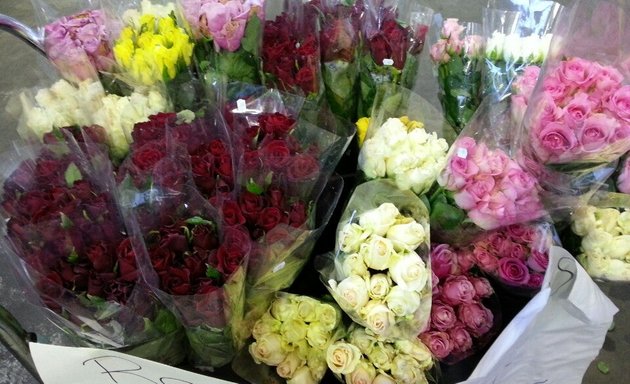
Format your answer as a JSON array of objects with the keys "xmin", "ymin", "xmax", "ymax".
[
  {"xmin": 443, "ymin": 156, "xmax": 480, "ymax": 190},
  {"xmin": 447, "ymin": 37, "xmax": 464, "ymax": 55},
  {"xmin": 442, "ymin": 18, "xmax": 465, "ymax": 39},
  {"xmin": 511, "ymin": 94, "xmax": 529, "ymax": 126},
  {"xmin": 486, "ymin": 191, "xmax": 517, "ymax": 221},
  {"xmin": 431, "ymin": 301, "xmax": 458, "ymax": 331},
  {"xmin": 464, "ymin": 35, "xmax": 484, "ymax": 57},
  {"xmin": 468, "ymin": 203, "xmax": 503, "ymax": 230},
  {"xmin": 430, "ymin": 39, "xmax": 451, "ymax": 64},
  {"xmin": 527, "ymin": 272, "xmax": 545, "ymax": 288},
  {"xmin": 455, "ymin": 137, "xmax": 479, "ymax": 153},
  {"xmin": 527, "ymin": 249, "xmax": 549, "ymax": 273},
  {"xmin": 514, "ymin": 65, "xmax": 541, "ymax": 97},
  {"xmin": 606, "ymin": 85, "xmax": 630, "ymax": 122},
  {"xmin": 199, "ymin": 1, "xmax": 248, "ymax": 52},
  {"xmin": 448, "ymin": 324, "xmax": 473, "ymax": 354},
  {"xmin": 513, "ymin": 196, "xmax": 546, "ymax": 224},
  {"xmin": 473, "ymin": 245, "xmax": 499, "ymax": 273},
  {"xmin": 563, "ymin": 92, "xmax": 594, "ymax": 128},
  {"xmin": 497, "ymin": 257, "xmax": 530, "ymax": 286},
  {"xmin": 477, "ymin": 149, "xmax": 509, "ymax": 177},
  {"xmin": 557, "ymin": 57, "xmax": 599, "ymax": 89},
  {"xmin": 501, "ymin": 168, "xmax": 538, "ymax": 200},
  {"xmin": 457, "ymin": 302, "xmax": 493, "ymax": 338},
  {"xmin": 507, "ymin": 242, "xmax": 528, "ymax": 260},
  {"xmin": 577, "ymin": 113, "xmax": 619, "ymax": 153},
  {"xmin": 542, "ymin": 75, "xmax": 567, "ymax": 102},
  {"xmin": 441, "ymin": 275, "xmax": 476, "ymax": 306},
  {"xmin": 593, "ymin": 64, "xmax": 623, "ymax": 94},
  {"xmin": 431, "ymin": 244, "xmax": 459, "ymax": 279},
  {"xmin": 469, "ymin": 277, "xmax": 494, "ymax": 299},
  {"xmin": 536, "ymin": 122, "xmax": 578, "ymax": 161},
  {"xmin": 454, "ymin": 175, "xmax": 496, "ymax": 210},
  {"xmin": 420, "ymin": 331, "xmax": 453, "ymax": 360},
  {"xmin": 617, "ymin": 157, "xmax": 630, "ymax": 193}
]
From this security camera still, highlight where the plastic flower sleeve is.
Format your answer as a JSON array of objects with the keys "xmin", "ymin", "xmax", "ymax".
[
  {"xmin": 481, "ymin": 1, "xmax": 562, "ymax": 101},
  {"xmin": 0, "ymin": 139, "xmax": 186, "ymax": 365},
  {"xmin": 318, "ymin": 179, "xmax": 433, "ymax": 340},
  {"xmin": 430, "ymin": 18, "xmax": 485, "ymax": 133},
  {"xmin": 232, "ymin": 292, "xmax": 346, "ymax": 384},
  {"xmin": 430, "ymin": 100, "xmax": 547, "ymax": 245},
  {"xmin": 312, "ymin": 0, "xmax": 363, "ymax": 121},
  {"xmin": 515, "ymin": 0, "xmax": 630, "ymax": 209},
  {"xmin": 358, "ymin": 0, "xmax": 433, "ymax": 117}
]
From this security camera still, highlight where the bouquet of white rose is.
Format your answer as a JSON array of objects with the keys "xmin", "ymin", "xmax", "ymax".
[
  {"xmin": 326, "ymin": 324, "xmax": 434, "ymax": 384},
  {"xmin": 318, "ymin": 179, "xmax": 432, "ymax": 340}
]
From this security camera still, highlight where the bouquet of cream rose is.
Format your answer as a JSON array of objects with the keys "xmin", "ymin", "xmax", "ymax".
[
  {"xmin": 318, "ymin": 179, "xmax": 432, "ymax": 340},
  {"xmin": 233, "ymin": 293, "xmax": 345, "ymax": 384},
  {"xmin": 326, "ymin": 324, "xmax": 434, "ymax": 384}
]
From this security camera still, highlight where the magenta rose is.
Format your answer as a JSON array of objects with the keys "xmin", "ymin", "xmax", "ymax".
[
  {"xmin": 431, "ymin": 243, "xmax": 459, "ymax": 279},
  {"xmin": 419, "ymin": 331, "xmax": 454, "ymax": 360},
  {"xmin": 448, "ymin": 324, "xmax": 473, "ymax": 354},
  {"xmin": 431, "ymin": 300, "xmax": 458, "ymax": 331},
  {"xmin": 498, "ymin": 257, "xmax": 530, "ymax": 286},
  {"xmin": 527, "ymin": 272, "xmax": 545, "ymax": 289},
  {"xmin": 469, "ymin": 277, "xmax": 494, "ymax": 299},
  {"xmin": 527, "ymin": 249, "xmax": 549, "ymax": 273},
  {"xmin": 441, "ymin": 275, "xmax": 476, "ymax": 306},
  {"xmin": 458, "ymin": 302, "xmax": 494, "ymax": 338}
]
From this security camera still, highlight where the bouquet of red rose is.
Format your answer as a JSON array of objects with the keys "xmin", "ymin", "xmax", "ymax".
[
  {"xmin": 0, "ymin": 132, "xmax": 186, "ymax": 364},
  {"xmin": 262, "ymin": 1, "xmax": 324, "ymax": 102},
  {"xmin": 117, "ymin": 109, "xmax": 250, "ymax": 370},
  {"xmin": 358, "ymin": 0, "xmax": 433, "ymax": 117},
  {"xmin": 311, "ymin": 0, "xmax": 363, "ymax": 121},
  {"xmin": 420, "ymin": 243, "xmax": 499, "ymax": 364}
]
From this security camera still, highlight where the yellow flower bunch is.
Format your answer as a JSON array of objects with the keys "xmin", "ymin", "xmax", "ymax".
[
  {"xmin": 399, "ymin": 115, "xmax": 424, "ymax": 130},
  {"xmin": 113, "ymin": 14, "xmax": 194, "ymax": 86}
]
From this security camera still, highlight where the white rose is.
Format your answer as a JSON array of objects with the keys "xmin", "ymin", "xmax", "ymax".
[
  {"xmin": 317, "ymin": 303, "xmax": 341, "ymax": 331},
  {"xmin": 391, "ymin": 355, "xmax": 428, "ymax": 384},
  {"xmin": 386, "ymin": 151, "xmax": 416, "ymax": 179},
  {"xmin": 249, "ymin": 333, "xmax": 287, "ymax": 365},
  {"xmin": 607, "ymin": 235, "xmax": 630, "ymax": 260},
  {"xmin": 306, "ymin": 321, "xmax": 332, "ymax": 349},
  {"xmin": 407, "ymin": 127, "xmax": 432, "ymax": 145},
  {"xmin": 618, "ymin": 211, "xmax": 630, "ymax": 234},
  {"xmin": 502, "ymin": 33, "xmax": 522, "ymax": 61},
  {"xmin": 386, "ymin": 220, "xmax": 427, "ymax": 251},
  {"xmin": 379, "ymin": 118, "xmax": 409, "ymax": 147},
  {"xmin": 358, "ymin": 203, "xmax": 400, "ymax": 236},
  {"xmin": 394, "ymin": 340, "xmax": 433, "ymax": 369},
  {"xmin": 277, "ymin": 353, "xmax": 304, "ymax": 379},
  {"xmin": 580, "ymin": 254, "xmax": 630, "ymax": 281},
  {"xmin": 595, "ymin": 208, "xmax": 621, "ymax": 234},
  {"xmin": 252, "ymin": 312, "xmax": 281, "ymax": 340},
  {"xmin": 358, "ymin": 139, "xmax": 388, "ymax": 179},
  {"xmin": 331, "ymin": 276, "xmax": 370, "ymax": 312},
  {"xmin": 359, "ymin": 235, "xmax": 395, "ymax": 271},
  {"xmin": 280, "ymin": 319, "xmax": 308, "ymax": 344},
  {"xmin": 572, "ymin": 206, "xmax": 597, "ymax": 236},
  {"xmin": 345, "ymin": 359, "xmax": 376, "ymax": 384},
  {"xmin": 361, "ymin": 301, "xmax": 395, "ymax": 336},
  {"xmin": 339, "ymin": 223, "xmax": 370, "ymax": 253},
  {"xmin": 296, "ymin": 296, "xmax": 319, "ymax": 323},
  {"xmin": 286, "ymin": 366, "xmax": 317, "ymax": 384},
  {"xmin": 326, "ymin": 342, "xmax": 362, "ymax": 374},
  {"xmin": 372, "ymin": 374, "xmax": 397, "ymax": 384},
  {"xmin": 389, "ymin": 251, "xmax": 429, "ymax": 292},
  {"xmin": 339, "ymin": 253, "xmax": 369, "ymax": 279},
  {"xmin": 366, "ymin": 342, "xmax": 395, "ymax": 371},
  {"xmin": 582, "ymin": 229, "xmax": 614, "ymax": 258},
  {"xmin": 397, "ymin": 167, "xmax": 439, "ymax": 196},
  {"xmin": 368, "ymin": 274, "xmax": 391, "ymax": 300},
  {"xmin": 348, "ymin": 327, "xmax": 376, "ymax": 354},
  {"xmin": 271, "ymin": 295, "xmax": 298, "ymax": 322},
  {"xmin": 385, "ymin": 285, "xmax": 421, "ymax": 317},
  {"xmin": 486, "ymin": 31, "xmax": 505, "ymax": 59}
]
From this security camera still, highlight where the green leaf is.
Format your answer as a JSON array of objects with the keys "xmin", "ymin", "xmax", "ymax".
[
  {"xmin": 211, "ymin": 49, "xmax": 260, "ymax": 84},
  {"xmin": 205, "ymin": 265, "xmax": 222, "ymax": 280},
  {"xmin": 64, "ymin": 163, "xmax": 82, "ymax": 187},
  {"xmin": 67, "ymin": 248, "xmax": 79, "ymax": 264},
  {"xmin": 185, "ymin": 216, "xmax": 215, "ymax": 227},
  {"xmin": 597, "ymin": 361, "xmax": 610, "ymax": 375},
  {"xmin": 246, "ymin": 179, "xmax": 264, "ymax": 195},
  {"xmin": 153, "ymin": 309, "xmax": 179, "ymax": 335},
  {"xmin": 60, "ymin": 212, "xmax": 73, "ymax": 229},
  {"xmin": 241, "ymin": 16, "xmax": 262, "ymax": 56},
  {"xmin": 430, "ymin": 201, "xmax": 466, "ymax": 230}
]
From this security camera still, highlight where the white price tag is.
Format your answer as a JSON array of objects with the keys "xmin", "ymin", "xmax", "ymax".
[
  {"xmin": 382, "ymin": 58, "xmax": 394, "ymax": 66},
  {"xmin": 30, "ymin": 343, "xmax": 237, "ymax": 384},
  {"xmin": 457, "ymin": 147, "xmax": 468, "ymax": 159},
  {"xmin": 272, "ymin": 261, "xmax": 286, "ymax": 273},
  {"xmin": 236, "ymin": 99, "xmax": 247, "ymax": 113}
]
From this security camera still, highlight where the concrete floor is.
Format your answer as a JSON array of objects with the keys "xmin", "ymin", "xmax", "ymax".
[{"xmin": 0, "ymin": 0, "xmax": 625, "ymax": 383}]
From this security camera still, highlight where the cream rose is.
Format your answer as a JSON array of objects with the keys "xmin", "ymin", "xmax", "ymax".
[
  {"xmin": 287, "ymin": 366, "xmax": 317, "ymax": 384},
  {"xmin": 386, "ymin": 219, "xmax": 427, "ymax": 251},
  {"xmin": 249, "ymin": 333, "xmax": 287, "ymax": 365},
  {"xmin": 372, "ymin": 374, "xmax": 397, "ymax": 384},
  {"xmin": 385, "ymin": 286, "xmax": 421, "ymax": 317},
  {"xmin": 332, "ymin": 276, "xmax": 370, "ymax": 312},
  {"xmin": 271, "ymin": 295, "xmax": 297, "ymax": 322},
  {"xmin": 366, "ymin": 342, "xmax": 395, "ymax": 371},
  {"xmin": 307, "ymin": 352, "xmax": 328, "ymax": 381},
  {"xmin": 359, "ymin": 235, "xmax": 395, "ymax": 271},
  {"xmin": 296, "ymin": 296, "xmax": 319, "ymax": 323},
  {"xmin": 572, "ymin": 205, "xmax": 597, "ymax": 236},
  {"xmin": 368, "ymin": 274, "xmax": 391, "ymax": 300},
  {"xmin": 276, "ymin": 353, "xmax": 303, "ymax": 379},
  {"xmin": 306, "ymin": 321, "xmax": 332, "ymax": 349},
  {"xmin": 389, "ymin": 251, "xmax": 429, "ymax": 292},
  {"xmin": 252, "ymin": 312, "xmax": 281, "ymax": 340},
  {"xmin": 345, "ymin": 359, "xmax": 376, "ymax": 384},
  {"xmin": 281, "ymin": 319, "xmax": 308, "ymax": 344},
  {"xmin": 339, "ymin": 223, "xmax": 371, "ymax": 253},
  {"xmin": 607, "ymin": 235, "xmax": 630, "ymax": 260},
  {"xmin": 618, "ymin": 211, "xmax": 630, "ymax": 234},
  {"xmin": 595, "ymin": 208, "xmax": 621, "ymax": 234},
  {"xmin": 362, "ymin": 301, "xmax": 395, "ymax": 336},
  {"xmin": 358, "ymin": 203, "xmax": 400, "ymax": 236},
  {"xmin": 339, "ymin": 252, "xmax": 369, "ymax": 279},
  {"xmin": 394, "ymin": 340, "xmax": 433, "ymax": 369},
  {"xmin": 391, "ymin": 355, "xmax": 428, "ymax": 384},
  {"xmin": 348, "ymin": 327, "xmax": 376, "ymax": 354},
  {"xmin": 317, "ymin": 303, "xmax": 341, "ymax": 331},
  {"xmin": 326, "ymin": 342, "xmax": 362, "ymax": 374},
  {"xmin": 581, "ymin": 229, "xmax": 614, "ymax": 258},
  {"xmin": 359, "ymin": 139, "xmax": 388, "ymax": 179}
]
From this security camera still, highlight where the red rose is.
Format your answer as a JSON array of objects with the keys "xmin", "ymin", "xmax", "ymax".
[
  {"xmin": 287, "ymin": 154, "xmax": 320, "ymax": 181},
  {"xmin": 196, "ymin": 280, "xmax": 220, "ymax": 295},
  {"xmin": 258, "ymin": 113, "xmax": 296, "ymax": 137},
  {"xmin": 104, "ymin": 280, "xmax": 133, "ymax": 303},
  {"xmin": 369, "ymin": 34, "xmax": 391, "ymax": 67},
  {"xmin": 239, "ymin": 191, "xmax": 265, "ymax": 222},
  {"xmin": 116, "ymin": 238, "xmax": 138, "ymax": 282},
  {"xmin": 222, "ymin": 200, "xmax": 246, "ymax": 227},
  {"xmin": 131, "ymin": 141, "xmax": 166, "ymax": 171},
  {"xmin": 320, "ymin": 18, "xmax": 357, "ymax": 62},
  {"xmin": 267, "ymin": 188, "xmax": 284, "ymax": 208},
  {"xmin": 216, "ymin": 154, "xmax": 234, "ymax": 183},
  {"xmin": 256, "ymin": 206, "xmax": 285, "ymax": 232},
  {"xmin": 191, "ymin": 153, "xmax": 217, "ymax": 193},
  {"xmin": 191, "ymin": 222, "xmax": 218, "ymax": 250},
  {"xmin": 260, "ymin": 139, "xmax": 292, "ymax": 170},
  {"xmin": 35, "ymin": 158, "xmax": 66, "ymax": 184},
  {"xmin": 382, "ymin": 20, "xmax": 408, "ymax": 69},
  {"xmin": 212, "ymin": 227, "xmax": 250, "ymax": 276},
  {"xmin": 152, "ymin": 157, "xmax": 187, "ymax": 190},
  {"xmin": 160, "ymin": 267, "xmax": 192, "ymax": 295},
  {"xmin": 149, "ymin": 246, "xmax": 175, "ymax": 273},
  {"xmin": 16, "ymin": 191, "xmax": 52, "ymax": 218},
  {"xmin": 296, "ymin": 66, "xmax": 317, "ymax": 95},
  {"xmin": 288, "ymin": 200, "xmax": 308, "ymax": 227},
  {"xmin": 131, "ymin": 112, "xmax": 176, "ymax": 146},
  {"xmin": 86, "ymin": 242, "xmax": 114, "ymax": 273},
  {"xmin": 159, "ymin": 229, "xmax": 189, "ymax": 254},
  {"xmin": 297, "ymin": 35, "xmax": 319, "ymax": 58},
  {"xmin": 208, "ymin": 139, "xmax": 229, "ymax": 157},
  {"xmin": 183, "ymin": 254, "xmax": 206, "ymax": 280}
]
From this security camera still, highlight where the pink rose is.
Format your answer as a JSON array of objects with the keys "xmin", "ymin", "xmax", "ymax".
[
  {"xmin": 431, "ymin": 301, "xmax": 458, "ymax": 331},
  {"xmin": 431, "ymin": 271, "xmax": 440, "ymax": 294},
  {"xmin": 536, "ymin": 122, "xmax": 578, "ymax": 161},
  {"xmin": 473, "ymin": 245, "xmax": 499, "ymax": 273},
  {"xmin": 420, "ymin": 331, "xmax": 454, "ymax": 360},
  {"xmin": 469, "ymin": 277, "xmax": 494, "ymax": 299},
  {"xmin": 506, "ymin": 224, "xmax": 534, "ymax": 243},
  {"xmin": 617, "ymin": 157, "xmax": 630, "ymax": 193},
  {"xmin": 563, "ymin": 92, "xmax": 593, "ymax": 128},
  {"xmin": 464, "ymin": 35, "xmax": 484, "ymax": 57},
  {"xmin": 457, "ymin": 250, "xmax": 476, "ymax": 274},
  {"xmin": 430, "ymin": 39, "xmax": 450, "ymax": 63},
  {"xmin": 199, "ymin": 1, "xmax": 248, "ymax": 52},
  {"xmin": 443, "ymin": 156, "xmax": 480, "ymax": 190},
  {"xmin": 557, "ymin": 57, "xmax": 599, "ymax": 89},
  {"xmin": 614, "ymin": 124, "xmax": 630, "ymax": 141},
  {"xmin": 448, "ymin": 324, "xmax": 473, "ymax": 354},
  {"xmin": 477, "ymin": 149, "xmax": 509, "ymax": 177},
  {"xmin": 593, "ymin": 64, "xmax": 623, "ymax": 94},
  {"xmin": 511, "ymin": 95, "xmax": 529, "ymax": 126},
  {"xmin": 514, "ymin": 65, "xmax": 541, "ymax": 97},
  {"xmin": 533, "ymin": 93, "xmax": 563, "ymax": 130},
  {"xmin": 497, "ymin": 257, "xmax": 530, "ymax": 286},
  {"xmin": 501, "ymin": 168, "xmax": 537, "ymax": 200},
  {"xmin": 606, "ymin": 85, "xmax": 630, "ymax": 122},
  {"xmin": 577, "ymin": 113, "xmax": 618, "ymax": 153},
  {"xmin": 457, "ymin": 302, "xmax": 494, "ymax": 338},
  {"xmin": 485, "ymin": 232, "xmax": 506, "ymax": 254},
  {"xmin": 527, "ymin": 249, "xmax": 549, "ymax": 273},
  {"xmin": 442, "ymin": 18, "xmax": 465, "ymax": 39},
  {"xmin": 527, "ymin": 272, "xmax": 545, "ymax": 289},
  {"xmin": 441, "ymin": 275, "xmax": 476, "ymax": 306},
  {"xmin": 431, "ymin": 244, "xmax": 459, "ymax": 279},
  {"xmin": 541, "ymin": 75, "xmax": 567, "ymax": 102},
  {"xmin": 454, "ymin": 175, "xmax": 496, "ymax": 210}
]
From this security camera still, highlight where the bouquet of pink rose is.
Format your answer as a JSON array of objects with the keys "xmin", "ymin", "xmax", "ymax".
[
  {"xmin": 233, "ymin": 293, "xmax": 345, "ymax": 384},
  {"xmin": 357, "ymin": 0, "xmax": 433, "ymax": 117},
  {"xmin": 0, "ymin": 131, "xmax": 186, "ymax": 365},
  {"xmin": 318, "ymin": 179, "xmax": 433, "ymax": 340},
  {"xmin": 510, "ymin": 65, "xmax": 541, "ymax": 128},
  {"xmin": 420, "ymin": 244, "xmax": 498, "ymax": 363},
  {"xmin": 326, "ymin": 324, "xmax": 435, "ymax": 384},
  {"xmin": 430, "ymin": 18, "xmax": 485, "ymax": 133}
]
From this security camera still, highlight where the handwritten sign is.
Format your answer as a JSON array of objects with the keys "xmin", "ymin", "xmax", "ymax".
[{"xmin": 30, "ymin": 343, "xmax": 238, "ymax": 384}]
